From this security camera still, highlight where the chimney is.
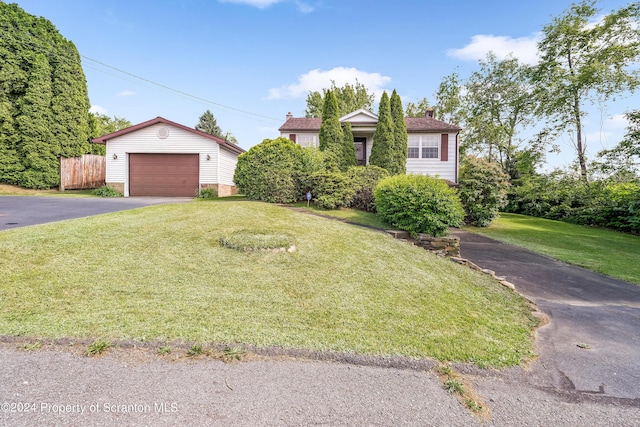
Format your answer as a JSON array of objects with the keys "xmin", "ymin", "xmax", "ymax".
[
  {"xmin": 425, "ymin": 108, "xmax": 434, "ymax": 118},
  {"xmin": 286, "ymin": 112, "xmax": 293, "ymax": 121}
]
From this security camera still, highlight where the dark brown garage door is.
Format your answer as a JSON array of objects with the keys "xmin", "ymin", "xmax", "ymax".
[{"xmin": 129, "ymin": 153, "xmax": 199, "ymax": 197}]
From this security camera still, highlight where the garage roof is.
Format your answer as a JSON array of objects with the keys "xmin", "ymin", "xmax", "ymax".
[{"xmin": 91, "ymin": 116, "xmax": 245, "ymax": 155}]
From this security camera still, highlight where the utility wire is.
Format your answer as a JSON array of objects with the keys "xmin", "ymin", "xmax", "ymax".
[{"xmin": 3, "ymin": 25, "xmax": 282, "ymax": 123}]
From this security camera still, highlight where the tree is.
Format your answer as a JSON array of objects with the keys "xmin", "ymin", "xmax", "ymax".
[
  {"xmin": 341, "ymin": 121, "xmax": 357, "ymax": 171},
  {"xmin": 390, "ymin": 90, "xmax": 407, "ymax": 175},
  {"xmin": 318, "ymin": 90, "xmax": 343, "ymax": 155},
  {"xmin": 88, "ymin": 114, "xmax": 132, "ymax": 155},
  {"xmin": 15, "ymin": 53, "xmax": 57, "ymax": 188},
  {"xmin": 0, "ymin": 3, "xmax": 93, "ymax": 188},
  {"xmin": 462, "ymin": 53, "xmax": 538, "ymax": 176},
  {"xmin": 305, "ymin": 80, "xmax": 375, "ymax": 118},
  {"xmin": 195, "ymin": 110, "xmax": 223, "ymax": 138},
  {"xmin": 534, "ymin": 0, "xmax": 640, "ymax": 181},
  {"xmin": 595, "ymin": 110, "xmax": 640, "ymax": 178},
  {"xmin": 434, "ymin": 71, "xmax": 464, "ymax": 126},
  {"xmin": 369, "ymin": 92, "xmax": 395, "ymax": 172},
  {"xmin": 405, "ymin": 97, "xmax": 431, "ymax": 118}
]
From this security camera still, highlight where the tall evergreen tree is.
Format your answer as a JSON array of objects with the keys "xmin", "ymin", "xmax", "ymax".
[
  {"xmin": 15, "ymin": 53, "xmax": 57, "ymax": 188},
  {"xmin": 369, "ymin": 92, "xmax": 395, "ymax": 172},
  {"xmin": 195, "ymin": 110, "xmax": 223, "ymax": 137},
  {"xmin": 390, "ymin": 90, "xmax": 408, "ymax": 175},
  {"xmin": 318, "ymin": 91, "xmax": 343, "ymax": 153},
  {"xmin": 341, "ymin": 122, "xmax": 357, "ymax": 171},
  {"xmin": 51, "ymin": 40, "xmax": 91, "ymax": 158},
  {"xmin": 0, "ymin": 3, "xmax": 93, "ymax": 188}
]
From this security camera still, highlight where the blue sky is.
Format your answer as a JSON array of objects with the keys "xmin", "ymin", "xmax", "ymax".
[{"xmin": 10, "ymin": 0, "xmax": 639, "ymax": 169}]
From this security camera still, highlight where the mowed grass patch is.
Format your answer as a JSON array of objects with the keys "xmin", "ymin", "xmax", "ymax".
[
  {"xmin": 468, "ymin": 213, "xmax": 640, "ymax": 285},
  {"xmin": 291, "ymin": 202, "xmax": 392, "ymax": 229},
  {"xmin": 0, "ymin": 202, "xmax": 537, "ymax": 366}
]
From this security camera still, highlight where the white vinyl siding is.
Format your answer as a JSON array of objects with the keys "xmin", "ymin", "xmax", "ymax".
[
  {"xmin": 406, "ymin": 133, "xmax": 457, "ymax": 182},
  {"xmin": 105, "ymin": 123, "xmax": 241, "ymax": 196}
]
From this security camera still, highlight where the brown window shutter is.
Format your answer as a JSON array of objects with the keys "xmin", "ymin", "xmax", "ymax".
[
  {"xmin": 289, "ymin": 134, "xmax": 296, "ymax": 142},
  {"xmin": 440, "ymin": 134, "xmax": 448, "ymax": 161}
]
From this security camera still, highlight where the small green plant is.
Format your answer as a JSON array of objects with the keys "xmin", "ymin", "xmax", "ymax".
[
  {"xmin": 220, "ymin": 230, "xmax": 294, "ymax": 252},
  {"xmin": 157, "ymin": 346, "xmax": 172, "ymax": 355},
  {"xmin": 576, "ymin": 342, "xmax": 591, "ymax": 349},
  {"xmin": 187, "ymin": 344, "xmax": 205, "ymax": 357},
  {"xmin": 466, "ymin": 399, "xmax": 483, "ymax": 413},
  {"xmin": 85, "ymin": 339, "xmax": 111, "ymax": 356},
  {"xmin": 22, "ymin": 341, "xmax": 42, "ymax": 351},
  {"xmin": 222, "ymin": 346, "xmax": 246, "ymax": 362},
  {"xmin": 196, "ymin": 188, "xmax": 218, "ymax": 199},
  {"xmin": 437, "ymin": 365, "xmax": 452, "ymax": 376},
  {"xmin": 443, "ymin": 379, "xmax": 465, "ymax": 395},
  {"xmin": 92, "ymin": 185, "xmax": 123, "ymax": 198}
]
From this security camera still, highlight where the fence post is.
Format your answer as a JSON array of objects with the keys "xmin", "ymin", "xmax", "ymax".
[{"xmin": 59, "ymin": 157, "xmax": 65, "ymax": 192}]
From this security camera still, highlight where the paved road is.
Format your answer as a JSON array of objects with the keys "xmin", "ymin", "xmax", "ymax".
[
  {"xmin": 0, "ymin": 196, "xmax": 191, "ymax": 230},
  {"xmin": 452, "ymin": 230, "xmax": 640, "ymax": 402}
]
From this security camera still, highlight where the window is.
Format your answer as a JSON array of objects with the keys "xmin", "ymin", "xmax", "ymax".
[
  {"xmin": 297, "ymin": 134, "xmax": 318, "ymax": 148},
  {"xmin": 406, "ymin": 135, "xmax": 439, "ymax": 159},
  {"xmin": 422, "ymin": 135, "xmax": 439, "ymax": 159},
  {"xmin": 408, "ymin": 136, "xmax": 420, "ymax": 158}
]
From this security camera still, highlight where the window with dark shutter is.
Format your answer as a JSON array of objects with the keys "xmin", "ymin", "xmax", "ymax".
[{"xmin": 289, "ymin": 134, "xmax": 296, "ymax": 142}]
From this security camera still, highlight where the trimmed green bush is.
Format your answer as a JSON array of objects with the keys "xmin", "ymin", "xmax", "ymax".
[
  {"xmin": 374, "ymin": 174, "xmax": 464, "ymax": 237},
  {"xmin": 347, "ymin": 165, "xmax": 389, "ymax": 212},
  {"xmin": 196, "ymin": 188, "xmax": 218, "ymax": 199},
  {"xmin": 234, "ymin": 137, "xmax": 303, "ymax": 203},
  {"xmin": 307, "ymin": 170, "xmax": 354, "ymax": 210},
  {"xmin": 458, "ymin": 156, "xmax": 510, "ymax": 227}
]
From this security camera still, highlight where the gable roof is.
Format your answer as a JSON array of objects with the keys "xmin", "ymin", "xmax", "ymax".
[
  {"xmin": 278, "ymin": 111, "xmax": 461, "ymax": 133},
  {"xmin": 91, "ymin": 116, "xmax": 245, "ymax": 155},
  {"xmin": 339, "ymin": 108, "xmax": 378, "ymax": 122}
]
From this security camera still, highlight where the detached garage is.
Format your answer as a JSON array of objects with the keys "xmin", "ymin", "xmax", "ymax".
[{"xmin": 92, "ymin": 117, "xmax": 244, "ymax": 197}]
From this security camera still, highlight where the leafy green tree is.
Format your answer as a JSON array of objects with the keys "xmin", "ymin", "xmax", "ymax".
[
  {"xmin": 533, "ymin": 0, "xmax": 640, "ymax": 181},
  {"xmin": 15, "ymin": 53, "xmax": 57, "ymax": 188},
  {"xmin": 596, "ymin": 110, "xmax": 640, "ymax": 179},
  {"xmin": 318, "ymin": 90, "xmax": 343, "ymax": 154},
  {"xmin": 390, "ymin": 90, "xmax": 407, "ymax": 175},
  {"xmin": 405, "ymin": 97, "xmax": 431, "ymax": 117},
  {"xmin": 305, "ymin": 80, "xmax": 375, "ymax": 118},
  {"xmin": 434, "ymin": 71, "xmax": 464, "ymax": 126},
  {"xmin": 88, "ymin": 114, "xmax": 132, "ymax": 155},
  {"xmin": 341, "ymin": 121, "xmax": 357, "ymax": 171},
  {"xmin": 463, "ymin": 53, "xmax": 538, "ymax": 175},
  {"xmin": 369, "ymin": 92, "xmax": 395, "ymax": 172}
]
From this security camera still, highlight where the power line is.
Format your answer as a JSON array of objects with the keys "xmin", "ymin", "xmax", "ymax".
[{"xmin": 3, "ymin": 25, "xmax": 282, "ymax": 123}]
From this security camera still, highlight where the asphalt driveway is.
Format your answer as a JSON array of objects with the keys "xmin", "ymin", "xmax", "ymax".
[
  {"xmin": 0, "ymin": 196, "xmax": 191, "ymax": 231},
  {"xmin": 452, "ymin": 230, "xmax": 640, "ymax": 402}
]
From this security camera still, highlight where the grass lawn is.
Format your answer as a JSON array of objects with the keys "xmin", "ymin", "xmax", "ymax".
[
  {"xmin": 467, "ymin": 213, "xmax": 640, "ymax": 285},
  {"xmin": 0, "ymin": 201, "xmax": 537, "ymax": 366},
  {"xmin": 0, "ymin": 184, "xmax": 95, "ymax": 197},
  {"xmin": 291, "ymin": 202, "xmax": 392, "ymax": 229}
]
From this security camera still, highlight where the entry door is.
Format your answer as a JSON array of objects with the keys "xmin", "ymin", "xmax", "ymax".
[{"xmin": 354, "ymin": 137, "xmax": 367, "ymax": 166}]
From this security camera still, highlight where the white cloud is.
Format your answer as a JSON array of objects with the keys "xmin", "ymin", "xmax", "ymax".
[
  {"xmin": 447, "ymin": 33, "xmax": 541, "ymax": 65},
  {"xmin": 218, "ymin": 0, "xmax": 282, "ymax": 8},
  {"xmin": 116, "ymin": 90, "xmax": 136, "ymax": 97},
  {"xmin": 267, "ymin": 67, "xmax": 392, "ymax": 100},
  {"xmin": 89, "ymin": 105, "xmax": 107, "ymax": 114}
]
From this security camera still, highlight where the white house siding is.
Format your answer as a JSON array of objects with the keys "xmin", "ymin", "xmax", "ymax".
[
  {"xmin": 405, "ymin": 133, "xmax": 457, "ymax": 182},
  {"xmin": 105, "ymin": 123, "xmax": 220, "ymax": 195},
  {"xmin": 218, "ymin": 147, "xmax": 238, "ymax": 185}
]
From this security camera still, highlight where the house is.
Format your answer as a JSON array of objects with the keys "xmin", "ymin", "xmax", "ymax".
[
  {"xmin": 92, "ymin": 116, "xmax": 244, "ymax": 197},
  {"xmin": 278, "ymin": 109, "xmax": 461, "ymax": 182}
]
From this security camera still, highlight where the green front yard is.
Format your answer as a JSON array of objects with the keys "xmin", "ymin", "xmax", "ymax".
[
  {"xmin": 0, "ymin": 201, "xmax": 537, "ymax": 366},
  {"xmin": 468, "ymin": 213, "xmax": 640, "ymax": 285}
]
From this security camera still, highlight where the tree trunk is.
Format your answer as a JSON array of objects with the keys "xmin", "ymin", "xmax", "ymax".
[{"xmin": 573, "ymin": 94, "xmax": 588, "ymax": 181}]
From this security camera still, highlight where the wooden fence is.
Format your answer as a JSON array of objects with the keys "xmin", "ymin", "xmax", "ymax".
[{"xmin": 59, "ymin": 154, "xmax": 106, "ymax": 191}]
